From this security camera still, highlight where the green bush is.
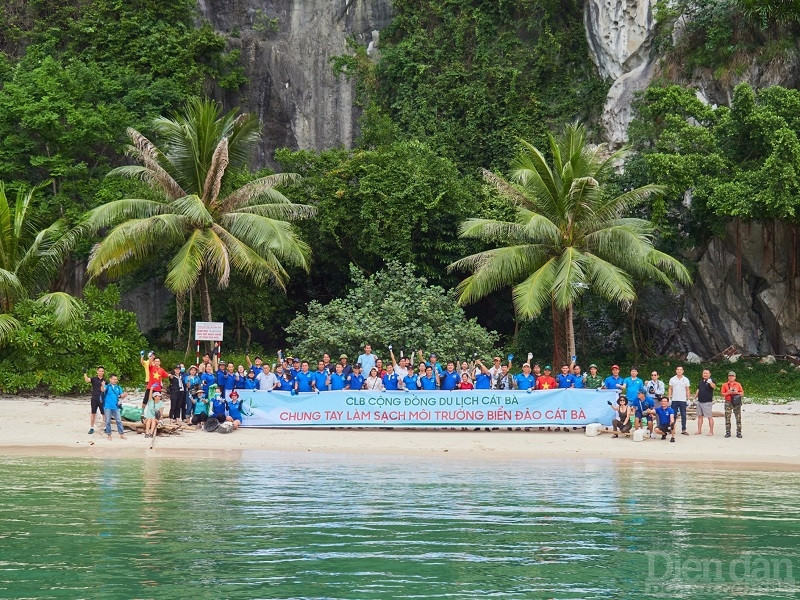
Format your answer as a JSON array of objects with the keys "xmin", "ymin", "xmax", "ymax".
[
  {"xmin": 285, "ymin": 262, "xmax": 498, "ymax": 363},
  {"xmin": 0, "ymin": 285, "xmax": 145, "ymax": 394}
]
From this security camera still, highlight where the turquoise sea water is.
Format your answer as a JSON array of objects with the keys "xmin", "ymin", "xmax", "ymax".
[{"xmin": 0, "ymin": 454, "xmax": 798, "ymax": 599}]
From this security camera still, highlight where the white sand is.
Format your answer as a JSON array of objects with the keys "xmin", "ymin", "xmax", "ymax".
[{"xmin": 1, "ymin": 396, "xmax": 798, "ymax": 467}]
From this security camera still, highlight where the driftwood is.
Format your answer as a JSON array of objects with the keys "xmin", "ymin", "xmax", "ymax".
[{"xmin": 121, "ymin": 420, "xmax": 186, "ymax": 435}]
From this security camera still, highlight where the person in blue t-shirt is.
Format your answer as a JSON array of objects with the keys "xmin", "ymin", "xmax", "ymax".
[
  {"xmin": 632, "ymin": 390, "xmax": 655, "ymax": 435},
  {"xmin": 602, "ymin": 365, "xmax": 624, "ymax": 391},
  {"xmin": 226, "ymin": 390, "xmax": 243, "ymax": 429},
  {"xmin": 439, "ymin": 362, "xmax": 460, "ymax": 391},
  {"xmin": 211, "ymin": 390, "xmax": 230, "ymax": 424},
  {"xmin": 313, "ymin": 361, "xmax": 330, "ymax": 392},
  {"xmin": 244, "ymin": 369, "xmax": 258, "ymax": 390},
  {"xmin": 329, "ymin": 364, "xmax": 348, "ymax": 391},
  {"xmin": 382, "ymin": 364, "xmax": 400, "ymax": 390},
  {"xmin": 101, "ymin": 374, "xmax": 127, "ymax": 440},
  {"xmin": 473, "ymin": 360, "xmax": 492, "ymax": 390},
  {"xmin": 419, "ymin": 366, "xmax": 437, "ymax": 390},
  {"xmin": 200, "ymin": 363, "xmax": 216, "ymax": 398},
  {"xmin": 290, "ymin": 358, "xmax": 301, "ymax": 379},
  {"xmin": 246, "ymin": 354, "xmax": 263, "ymax": 378},
  {"xmin": 222, "ymin": 363, "xmax": 236, "ymax": 398},
  {"xmin": 654, "ymin": 396, "xmax": 676, "ymax": 442},
  {"xmin": 294, "ymin": 361, "xmax": 314, "ymax": 392},
  {"xmin": 402, "ymin": 369, "xmax": 419, "ymax": 391},
  {"xmin": 556, "ymin": 364, "xmax": 576, "ymax": 388},
  {"xmin": 418, "ymin": 350, "xmax": 444, "ymax": 377},
  {"xmin": 183, "ymin": 365, "xmax": 201, "ymax": 424},
  {"xmin": 622, "ymin": 367, "xmax": 645, "ymax": 404},
  {"xmin": 347, "ymin": 365, "xmax": 365, "ymax": 391},
  {"xmin": 514, "ymin": 363, "xmax": 537, "ymax": 391},
  {"xmin": 572, "ymin": 364, "xmax": 585, "ymax": 388},
  {"xmin": 276, "ymin": 368, "xmax": 294, "ymax": 391}
]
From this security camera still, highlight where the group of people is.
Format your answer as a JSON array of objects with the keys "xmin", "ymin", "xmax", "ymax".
[
  {"xmin": 606, "ymin": 365, "xmax": 745, "ymax": 441},
  {"xmin": 84, "ymin": 344, "xmax": 746, "ymax": 440}
]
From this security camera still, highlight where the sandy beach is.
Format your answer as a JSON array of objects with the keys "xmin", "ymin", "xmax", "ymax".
[{"xmin": 1, "ymin": 396, "xmax": 798, "ymax": 467}]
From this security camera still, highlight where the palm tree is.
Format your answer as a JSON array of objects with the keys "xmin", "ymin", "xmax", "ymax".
[
  {"xmin": 449, "ymin": 123, "xmax": 691, "ymax": 364},
  {"xmin": 0, "ymin": 180, "xmax": 82, "ymax": 340},
  {"xmin": 83, "ymin": 98, "xmax": 314, "ymax": 323}
]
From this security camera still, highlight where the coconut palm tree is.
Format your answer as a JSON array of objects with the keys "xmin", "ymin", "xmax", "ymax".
[
  {"xmin": 0, "ymin": 180, "xmax": 82, "ymax": 340},
  {"xmin": 82, "ymin": 98, "xmax": 314, "ymax": 323},
  {"xmin": 449, "ymin": 122, "xmax": 691, "ymax": 363}
]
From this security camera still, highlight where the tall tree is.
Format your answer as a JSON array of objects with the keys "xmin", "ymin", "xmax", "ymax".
[
  {"xmin": 83, "ymin": 98, "xmax": 314, "ymax": 322},
  {"xmin": 450, "ymin": 123, "xmax": 691, "ymax": 364}
]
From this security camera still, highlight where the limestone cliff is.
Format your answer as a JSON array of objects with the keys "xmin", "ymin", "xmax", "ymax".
[{"xmin": 198, "ymin": 0, "xmax": 393, "ymax": 167}]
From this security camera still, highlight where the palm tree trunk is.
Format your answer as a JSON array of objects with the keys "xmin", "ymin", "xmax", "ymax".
[
  {"xmin": 551, "ymin": 302, "xmax": 568, "ymax": 367},
  {"xmin": 566, "ymin": 303, "xmax": 576, "ymax": 362},
  {"xmin": 199, "ymin": 271, "xmax": 213, "ymax": 323}
]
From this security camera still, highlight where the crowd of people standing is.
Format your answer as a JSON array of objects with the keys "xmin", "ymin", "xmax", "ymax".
[{"xmin": 84, "ymin": 344, "xmax": 746, "ymax": 439}]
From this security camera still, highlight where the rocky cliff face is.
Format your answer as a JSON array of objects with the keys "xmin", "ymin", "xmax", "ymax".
[
  {"xmin": 198, "ymin": 0, "xmax": 393, "ymax": 167},
  {"xmin": 584, "ymin": 0, "xmax": 658, "ymax": 146},
  {"xmin": 643, "ymin": 221, "xmax": 800, "ymax": 358}
]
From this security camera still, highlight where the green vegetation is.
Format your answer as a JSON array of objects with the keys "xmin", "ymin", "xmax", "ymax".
[
  {"xmin": 0, "ymin": 285, "xmax": 145, "ymax": 394},
  {"xmin": 0, "ymin": 0, "xmax": 244, "ymax": 219},
  {"xmin": 629, "ymin": 83, "xmax": 800, "ymax": 249},
  {"xmin": 336, "ymin": 0, "xmax": 607, "ymax": 172},
  {"xmin": 286, "ymin": 262, "xmax": 498, "ymax": 362},
  {"xmin": 450, "ymin": 123, "xmax": 690, "ymax": 363},
  {"xmin": 82, "ymin": 99, "xmax": 314, "ymax": 325}
]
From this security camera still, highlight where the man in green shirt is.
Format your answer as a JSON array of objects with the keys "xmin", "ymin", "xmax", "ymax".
[{"xmin": 584, "ymin": 363, "xmax": 603, "ymax": 389}]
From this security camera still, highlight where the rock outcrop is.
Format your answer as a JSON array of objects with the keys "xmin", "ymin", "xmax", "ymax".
[
  {"xmin": 198, "ymin": 0, "xmax": 394, "ymax": 168},
  {"xmin": 585, "ymin": 0, "xmax": 658, "ymax": 146},
  {"xmin": 642, "ymin": 221, "xmax": 800, "ymax": 357}
]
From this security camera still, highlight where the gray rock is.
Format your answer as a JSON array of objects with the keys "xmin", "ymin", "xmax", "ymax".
[
  {"xmin": 199, "ymin": 0, "xmax": 394, "ymax": 168},
  {"xmin": 686, "ymin": 351, "xmax": 702, "ymax": 364},
  {"xmin": 760, "ymin": 355, "xmax": 776, "ymax": 364}
]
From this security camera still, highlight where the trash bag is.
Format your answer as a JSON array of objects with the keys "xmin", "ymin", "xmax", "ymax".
[
  {"xmin": 204, "ymin": 417, "xmax": 220, "ymax": 432},
  {"xmin": 120, "ymin": 405, "xmax": 143, "ymax": 422},
  {"xmin": 217, "ymin": 421, "xmax": 234, "ymax": 434}
]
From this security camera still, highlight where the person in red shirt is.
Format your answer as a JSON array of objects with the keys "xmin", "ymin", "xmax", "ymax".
[
  {"xmin": 536, "ymin": 365, "xmax": 557, "ymax": 390},
  {"xmin": 456, "ymin": 372, "xmax": 474, "ymax": 390},
  {"xmin": 720, "ymin": 370, "xmax": 744, "ymax": 438},
  {"xmin": 140, "ymin": 351, "xmax": 169, "ymax": 409}
]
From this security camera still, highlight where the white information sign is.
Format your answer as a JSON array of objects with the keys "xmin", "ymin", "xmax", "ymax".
[{"xmin": 195, "ymin": 321, "xmax": 224, "ymax": 341}]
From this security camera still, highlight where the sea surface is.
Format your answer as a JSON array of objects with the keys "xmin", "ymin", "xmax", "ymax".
[{"xmin": 0, "ymin": 454, "xmax": 798, "ymax": 599}]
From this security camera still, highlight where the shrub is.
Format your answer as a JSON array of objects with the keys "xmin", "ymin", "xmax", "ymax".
[
  {"xmin": 0, "ymin": 285, "xmax": 146, "ymax": 394},
  {"xmin": 286, "ymin": 262, "xmax": 498, "ymax": 363}
]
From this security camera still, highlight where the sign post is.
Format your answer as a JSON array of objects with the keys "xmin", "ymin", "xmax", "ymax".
[{"xmin": 194, "ymin": 322, "xmax": 224, "ymax": 365}]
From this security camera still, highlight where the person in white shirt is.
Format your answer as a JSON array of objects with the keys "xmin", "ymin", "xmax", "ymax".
[
  {"xmin": 389, "ymin": 346, "xmax": 409, "ymax": 379},
  {"xmin": 356, "ymin": 344, "xmax": 377, "ymax": 375},
  {"xmin": 256, "ymin": 364, "xmax": 279, "ymax": 391},
  {"xmin": 668, "ymin": 365, "xmax": 691, "ymax": 435}
]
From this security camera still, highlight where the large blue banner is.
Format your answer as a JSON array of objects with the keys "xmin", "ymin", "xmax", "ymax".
[{"xmin": 237, "ymin": 388, "xmax": 617, "ymax": 428}]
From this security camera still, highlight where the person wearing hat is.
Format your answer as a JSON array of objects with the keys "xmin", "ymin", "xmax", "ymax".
[
  {"xmin": 143, "ymin": 390, "xmax": 165, "ymax": 439},
  {"xmin": 610, "ymin": 396, "xmax": 632, "ymax": 437},
  {"xmin": 602, "ymin": 365, "xmax": 623, "ymax": 391},
  {"xmin": 584, "ymin": 364, "xmax": 603, "ymax": 389},
  {"xmin": 417, "ymin": 349, "xmax": 443, "ymax": 376},
  {"xmin": 514, "ymin": 362, "xmax": 536, "ymax": 391},
  {"xmin": 226, "ymin": 390, "xmax": 243, "ymax": 429},
  {"xmin": 191, "ymin": 389, "xmax": 210, "ymax": 428},
  {"xmin": 536, "ymin": 365, "xmax": 556, "ymax": 390},
  {"xmin": 720, "ymin": 371, "xmax": 744, "ymax": 438},
  {"xmin": 338, "ymin": 354, "xmax": 353, "ymax": 377}
]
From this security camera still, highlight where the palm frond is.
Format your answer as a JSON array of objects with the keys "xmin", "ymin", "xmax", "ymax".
[
  {"xmin": 81, "ymin": 198, "xmax": 169, "ymax": 233},
  {"xmin": 202, "ymin": 226, "xmax": 232, "ymax": 288},
  {"xmin": 590, "ymin": 184, "xmax": 666, "ymax": 224},
  {"xmin": 233, "ymin": 202, "xmax": 317, "ymax": 220},
  {"xmin": 551, "ymin": 247, "xmax": 588, "ymax": 309},
  {"xmin": 647, "ymin": 249, "xmax": 692, "ymax": 286},
  {"xmin": 220, "ymin": 173, "xmax": 301, "ymax": 212},
  {"xmin": 119, "ymin": 128, "xmax": 185, "ymax": 199},
  {"xmin": 0, "ymin": 267, "xmax": 24, "ymax": 306},
  {"xmin": 164, "ymin": 230, "xmax": 206, "ymax": 293},
  {"xmin": 0, "ymin": 313, "xmax": 21, "ymax": 345},
  {"xmin": 458, "ymin": 218, "xmax": 531, "ymax": 243},
  {"xmin": 37, "ymin": 292, "xmax": 84, "ymax": 326},
  {"xmin": 219, "ymin": 213, "xmax": 311, "ymax": 271},
  {"xmin": 452, "ymin": 245, "xmax": 547, "ymax": 305},
  {"xmin": 87, "ymin": 214, "xmax": 186, "ymax": 279},
  {"xmin": 481, "ymin": 169, "xmax": 532, "ymax": 208},
  {"xmin": 213, "ymin": 225, "xmax": 289, "ymax": 289},
  {"xmin": 172, "ymin": 195, "xmax": 213, "ymax": 226},
  {"xmin": 511, "ymin": 258, "xmax": 559, "ymax": 320},
  {"xmin": 583, "ymin": 252, "xmax": 637, "ymax": 304},
  {"xmin": 202, "ymin": 137, "xmax": 229, "ymax": 205},
  {"xmin": 0, "ymin": 183, "xmax": 12, "ymax": 270}
]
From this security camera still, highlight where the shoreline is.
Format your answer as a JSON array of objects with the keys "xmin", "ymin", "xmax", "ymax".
[{"xmin": 2, "ymin": 396, "xmax": 798, "ymax": 469}]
